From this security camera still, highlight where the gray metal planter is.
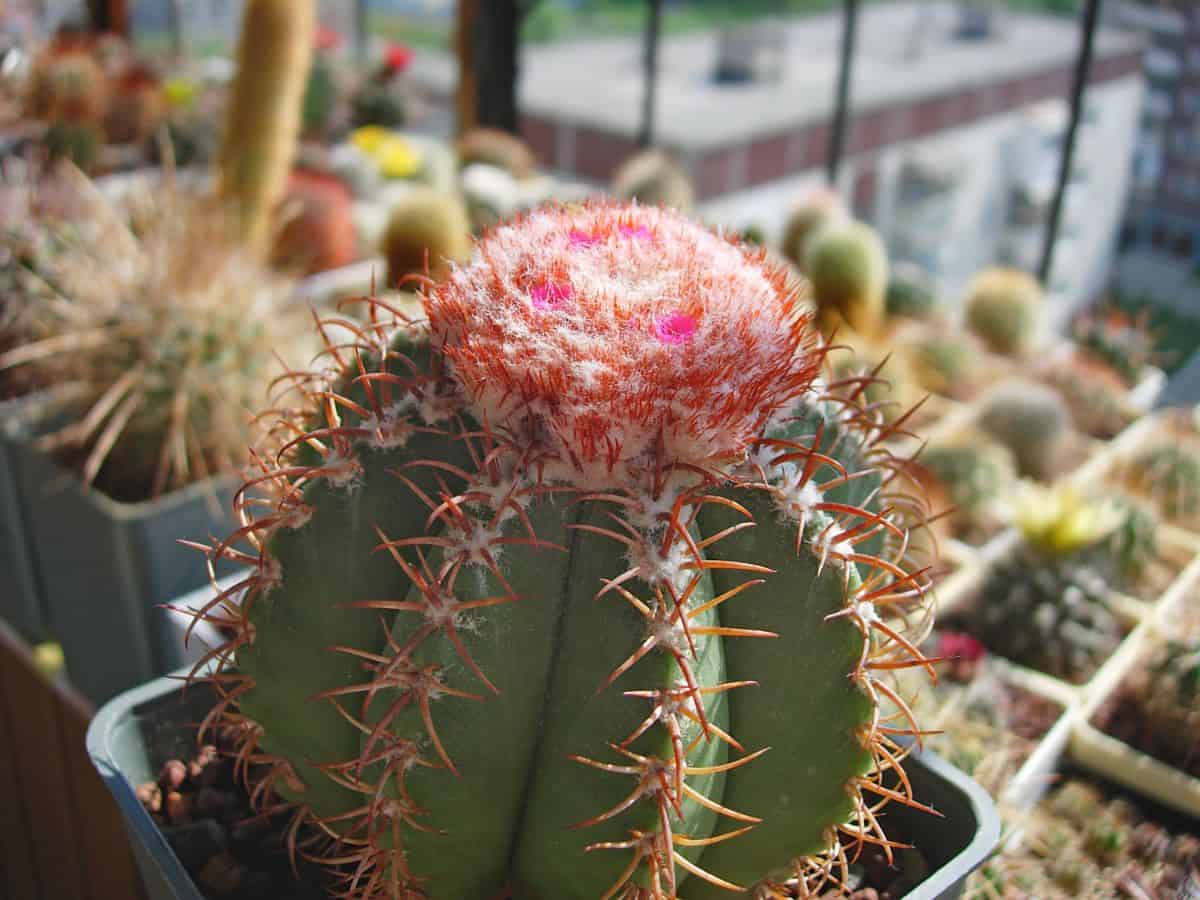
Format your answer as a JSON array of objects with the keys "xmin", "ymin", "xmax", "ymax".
[
  {"xmin": 0, "ymin": 392, "xmax": 55, "ymax": 642},
  {"xmin": 8, "ymin": 436, "xmax": 237, "ymax": 705},
  {"xmin": 89, "ymin": 664, "xmax": 1001, "ymax": 900}
]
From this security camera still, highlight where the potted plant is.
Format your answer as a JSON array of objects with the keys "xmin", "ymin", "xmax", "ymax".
[
  {"xmin": 91, "ymin": 202, "xmax": 998, "ymax": 898},
  {"xmin": 0, "ymin": 0, "xmax": 317, "ymax": 704}
]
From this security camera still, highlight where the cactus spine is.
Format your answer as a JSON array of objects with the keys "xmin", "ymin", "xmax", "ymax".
[
  {"xmin": 217, "ymin": 0, "xmax": 316, "ymax": 251},
  {"xmin": 192, "ymin": 203, "xmax": 935, "ymax": 899}
]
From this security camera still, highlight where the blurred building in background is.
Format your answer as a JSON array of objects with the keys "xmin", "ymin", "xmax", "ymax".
[
  {"xmin": 1109, "ymin": 1, "xmax": 1200, "ymax": 315},
  {"xmin": 472, "ymin": 2, "xmax": 1144, "ymax": 325}
]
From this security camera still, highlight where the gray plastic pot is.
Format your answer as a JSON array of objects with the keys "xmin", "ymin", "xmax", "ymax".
[
  {"xmin": 0, "ymin": 391, "xmax": 56, "ymax": 642},
  {"xmin": 7, "ymin": 435, "xmax": 237, "ymax": 705},
  {"xmin": 89, "ymin": 671, "xmax": 1001, "ymax": 900}
]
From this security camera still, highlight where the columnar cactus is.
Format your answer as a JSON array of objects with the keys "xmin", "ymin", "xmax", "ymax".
[
  {"xmin": 963, "ymin": 267, "xmax": 1042, "ymax": 357},
  {"xmin": 804, "ymin": 220, "xmax": 889, "ymax": 338},
  {"xmin": 191, "ymin": 203, "xmax": 936, "ymax": 899},
  {"xmin": 217, "ymin": 0, "xmax": 316, "ymax": 251}
]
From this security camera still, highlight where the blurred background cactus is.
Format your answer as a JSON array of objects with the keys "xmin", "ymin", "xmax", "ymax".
[
  {"xmin": 964, "ymin": 267, "xmax": 1043, "ymax": 357},
  {"xmin": 977, "ymin": 380, "xmax": 1073, "ymax": 481},
  {"xmin": 885, "ymin": 261, "xmax": 940, "ymax": 322},
  {"xmin": 611, "ymin": 148, "xmax": 695, "ymax": 211},
  {"xmin": 457, "ymin": 126, "xmax": 536, "ymax": 179},
  {"xmin": 804, "ymin": 218, "xmax": 889, "ymax": 339},
  {"xmin": 920, "ymin": 441, "xmax": 1016, "ymax": 543},
  {"xmin": 780, "ymin": 187, "xmax": 845, "ymax": 274},
  {"xmin": 1128, "ymin": 443, "xmax": 1200, "ymax": 523},
  {"xmin": 380, "ymin": 186, "xmax": 472, "ymax": 287},
  {"xmin": 0, "ymin": 164, "xmax": 311, "ymax": 500},
  {"xmin": 1135, "ymin": 635, "xmax": 1200, "ymax": 772},
  {"xmin": 271, "ymin": 168, "xmax": 357, "ymax": 275}
]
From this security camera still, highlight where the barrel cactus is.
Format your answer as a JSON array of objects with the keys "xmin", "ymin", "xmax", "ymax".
[
  {"xmin": 964, "ymin": 267, "xmax": 1042, "ymax": 357},
  {"xmin": 380, "ymin": 187, "xmax": 472, "ymax": 287},
  {"xmin": 977, "ymin": 381, "xmax": 1072, "ymax": 482},
  {"xmin": 970, "ymin": 487, "xmax": 1142, "ymax": 683},
  {"xmin": 805, "ymin": 220, "xmax": 889, "ymax": 338},
  {"xmin": 190, "ymin": 203, "xmax": 936, "ymax": 899},
  {"xmin": 780, "ymin": 188, "xmax": 845, "ymax": 275},
  {"xmin": 611, "ymin": 149, "xmax": 695, "ymax": 212}
]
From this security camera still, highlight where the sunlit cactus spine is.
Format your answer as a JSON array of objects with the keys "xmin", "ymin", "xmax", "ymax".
[
  {"xmin": 380, "ymin": 187, "xmax": 472, "ymax": 288},
  {"xmin": 611, "ymin": 149, "xmax": 695, "ymax": 212},
  {"xmin": 964, "ymin": 267, "xmax": 1042, "ymax": 357},
  {"xmin": 188, "ymin": 203, "xmax": 938, "ymax": 899},
  {"xmin": 217, "ymin": 0, "xmax": 316, "ymax": 251}
]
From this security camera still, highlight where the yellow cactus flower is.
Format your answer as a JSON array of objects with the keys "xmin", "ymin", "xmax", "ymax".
[
  {"xmin": 162, "ymin": 77, "xmax": 198, "ymax": 110},
  {"xmin": 376, "ymin": 135, "xmax": 423, "ymax": 179},
  {"xmin": 1014, "ymin": 483, "xmax": 1120, "ymax": 557},
  {"xmin": 350, "ymin": 125, "xmax": 391, "ymax": 155}
]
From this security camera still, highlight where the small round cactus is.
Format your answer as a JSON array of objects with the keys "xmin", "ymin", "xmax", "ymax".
[
  {"xmin": 1040, "ymin": 360, "xmax": 1135, "ymax": 441},
  {"xmin": 611, "ymin": 149, "xmax": 695, "ymax": 212},
  {"xmin": 964, "ymin": 267, "xmax": 1042, "ymax": 357},
  {"xmin": 921, "ymin": 441, "xmax": 1016, "ymax": 540},
  {"xmin": 907, "ymin": 332, "xmax": 982, "ymax": 400},
  {"xmin": 26, "ymin": 49, "xmax": 110, "ymax": 123},
  {"xmin": 885, "ymin": 262, "xmax": 939, "ymax": 321},
  {"xmin": 191, "ymin": 202, "xmax": 936, "ymax": 899},
  {"xmin": 1140, "ymin": 636, "xmax": 1200, "ymax": 771},
  {"xmin": 272, "ymin": 169, "xmax": 358, "ymax": 275},
  {"xmin": 804, "ymin": 220, "xmax": 889, "ymax": 338},
  {"xmin": 977, "ymin": 380, "xmax": 1072, "ymax": 481},
  {"xmin": 380, "ymin": 187, "xmax": 472, "ymax": 288},
  {"xmin": 780, "ymin": 187, "xmax": 845, "ymax": 274},
  {"xmin": 457, "ymin": 126, "xmax": 536, "ymax": 179}
]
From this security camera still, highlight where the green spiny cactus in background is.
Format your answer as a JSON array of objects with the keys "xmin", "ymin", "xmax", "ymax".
[
  {"xmin": 380, "ymin": 187, "xmax": 472, "ymax": 288},
  {"xmin": 42, "ymin": 120, "xmax": 100, "ymax": 173},
  {"xmin": 921, "ymin": 441, "xmax": 1016, "ymax": 541},
  {"xmin": 302, "ymin": 51, "xmax": 339, "ymax": 139},
  {"xmin": 780, "ymin": 187, "xmax": 844, "ymax": 275},
  {"xmin": 885, "ymin": 262, "xmax": 939, "ymax": 321},
  {"xmin": 611, "ymin": 149, "xmax": 695, "ymax": 212},
  {"xmin": 457, "ymin": 126, "xmax": 536, "ymax": 179},
  {"xmin": 350, "ymin": 81, "xmax": 408, "ymax": 130},
  {"xmin": 0, "ymin": 165, "xmax": 311, "ymax": 500},
  {"xmin": 964, "ymin": 267, "xmax": 1042, "ymax": 357},
  {"xmin": 977, "ymin": 380, "xmax": 1072, "ymax": 482},
  {"xmin": 1040, "ymin": 360, "xmax": 1135, "ymax": 441},
  {"xmin": 217, "ymin": 0, "xmax": 315, "ymax": 252},
  {"xmin": 804, "ymin": 219, "xmax": 889, "ymax": 339},
  {"xmin": 1140, "ymin": 635, "xmax": 1200, "ymax": 771},
  {"xmin": 191, "ymin": 203, "xmax": 937, "ymax": 899},
  {"xmin": 971, "ymin": 486, "xmax": 1133, "ymax": 683},
  {"xmin": 907, "ymin": 331, "xmax": 982, "ymax": 400},
  {"xmin": 1129, "ymin": 444, "xmax": 1200, "ymax": 522}
]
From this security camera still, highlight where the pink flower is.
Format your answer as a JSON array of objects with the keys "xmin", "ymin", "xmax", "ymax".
[
  {"xmin": 530, "ymin": 281, "xmax": 574, "ymax": 310},
  {"xmin": 385, "ymin": 43, "xmax": 414, "ymax": 74},
  {"xmin": 568, "ymin": 229, "xmax": 600, "ymax": 248},
  {"xmin": 938, "ymin": 632, "xmax": 986, "ymax": 663},
  {"xmin": 653, "ymin": 312, "xmax": 699, "ymax": 346}
]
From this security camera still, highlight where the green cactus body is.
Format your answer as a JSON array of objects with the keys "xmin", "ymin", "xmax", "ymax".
[
  {"xmin": 922, "ymin": 442, "xmax": 1015, "ymax": 534},
  {"xmin": 909, "ymin": 333, "xmax": 980, "ymax": 399},
  {"xmin": 780, "ymin": 189, "xmax": 844, "ymax": 275},
  {"xmin": 351, "ymin": 82, "xmax": 408, "ymax": 129},
  {"xmin": 974, "ymin": 545, "xmax": 1122, "ymax": 683},
  {"xmin": 303, "ymin": 52, "xmax": 339, "ymax": 138},
  {"xmin": 217, "ymin": 0, "xmax": 315, "ymax": 251},
  {"xmin": 885, "ymin": 264, "xmax": 939, "ymax": 321},
  {"xmin": 196, "ymin": 204, "xmax": 933, "ymax": 899},
  {"xmin": 977, "ymin": 381, "xmax": 1071, "ymax": 481},
  {"xmin": 380, "ymin": 187, "xmax": 472, "ymax": 288},
  {"xmin": 611, "ymin": 150, "xmax": 695, "ymax": 212},
  {"xmin": 963, "ymin": 268, "xmax": 1042, "ymax": 357},
  {"xmin": 804, "ymin": 220, "xmax": 889, "ymax": 339}
]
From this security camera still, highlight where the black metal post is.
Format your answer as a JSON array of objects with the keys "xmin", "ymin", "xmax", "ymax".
[
  {"xmin": 826, "ymin": 0, "xmax": 859, "ymax": 185},
  {"xmin": 166, "ymin": 0, "xmax": 184, "ymax": 58},
  {"xmin": 476, "ymin": 0, "xmax": 521, "ymax": 133},
  {"xmin": 1038, "ymin": 0, "xmax": 1102, "ymax": 285},
  {"xmin": 639, "ymin": 0, "xmax": 663, "ymax": 147}
]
